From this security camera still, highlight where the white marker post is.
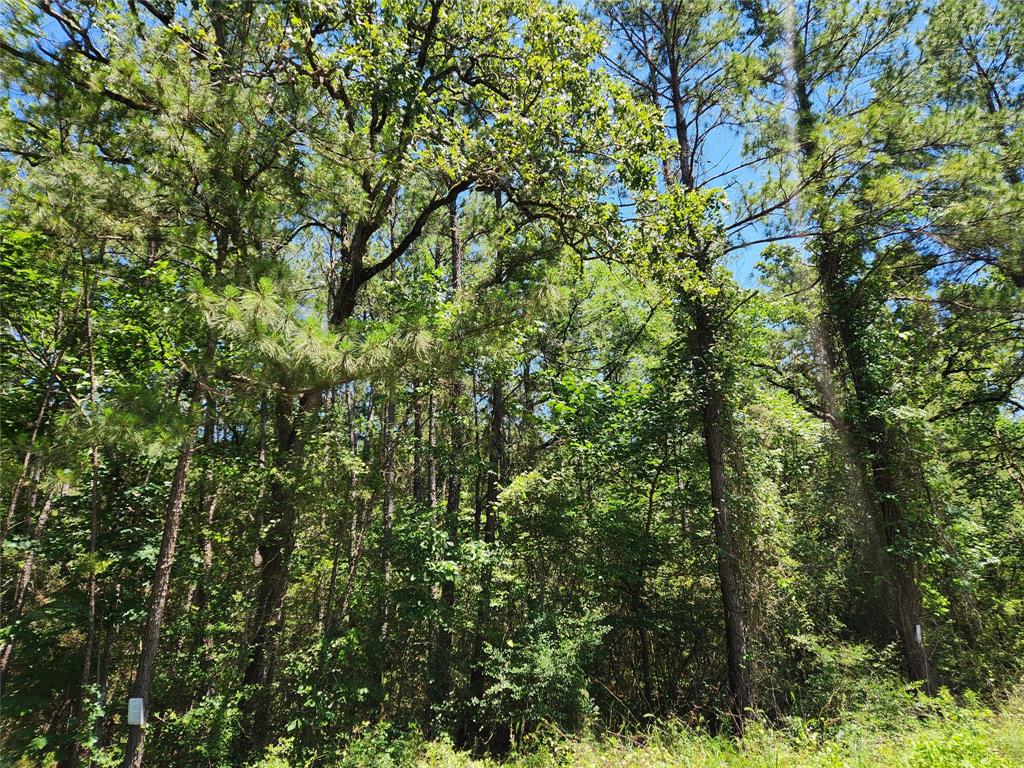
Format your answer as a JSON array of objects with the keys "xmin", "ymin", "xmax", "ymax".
[
  {"xmin": 914, "ymin": 624, "xmax": 922, "ymax": 644},
  {"xmin": 127, "ymin": 697, "xmax": 145, "ymax": 727}
]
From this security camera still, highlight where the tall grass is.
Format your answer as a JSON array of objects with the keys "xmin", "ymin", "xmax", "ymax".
[{"xmin": 293, "ymin": 688, "xmax": 1024, "ymax": 768}]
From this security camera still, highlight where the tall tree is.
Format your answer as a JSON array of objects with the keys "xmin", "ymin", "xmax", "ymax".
[{"xmin": 598, "ymin": 0, "xmax": 793, "ymax": 725}]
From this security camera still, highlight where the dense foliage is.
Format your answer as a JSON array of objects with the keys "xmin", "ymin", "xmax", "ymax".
[{"xmin": 0, "ymin": 0, "xmax": 1021, "ymax": 765}]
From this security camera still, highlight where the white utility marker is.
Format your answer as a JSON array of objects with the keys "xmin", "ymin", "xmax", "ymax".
[{"xmin": 127, "ymin": 697, "xmax": 145, "ymax": 726}]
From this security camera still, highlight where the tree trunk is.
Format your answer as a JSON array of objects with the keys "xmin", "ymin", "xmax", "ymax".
[
  {"xmin": 658, "ymin": 38, "xmax": 756, "ymax": 726},
  {"xmin": 428, "ymin": 390, "xmax": 438, "ymax": 510},
  {"xmin": 192, "ymin": 407, "xmax": 220, "ymax": 692},
  {"xmin": 370, "ymin": 398, "xmax": 398, "ymax": 711},
  {"xmin": 635, "ymin": 473, "xmax": 661, "ymax": 712},
  {"xmin": 465, "ymin": 377, "xmax": 504, "ymax": 745},
  {"xmin": 0, "ymin": 485, "xmax": 66, "ymax": 687},
  {"xmin": 64, "ymin": 266, "xmax": 102, "ymax": 768},
  {"xmin": 121, "ymin": 421, "xmax": 199, "ymax": 768},
  {"xmin": 237, "ymin": 389, "xmax": 318, "ymax": 757},
  {"xmin": 464, "ymin": 234, "xmax": 506, "ymax": 746},
  {"xmin": 1, "ymin": 305, "xmax": 66, "ymax": 549},
  {"xmin": 690, "ymin": 301, "xmax": 755, "ymax": 729},
  {"xmin": 817, "ymin": 241, "xmax": 936, "ymax": 692},
  {"xmin": 95, "ymin": 600, "xmax": 115, "ymax": 747},
  {"xmin": 414, "ymin": 388, "xmax": 425, "ymax": 503},
  {"xmin": 430, "ymin": 199, "xmax": 464, "ymax": 719},
  {"xmin": 1, "ymin": 389, "xmax": 51, "ymax": 547},
  {"xmin": 788, "ymin": 45, "xmax": 937, "ymax": 693},
  {"xmin": 328, "ymin": 385, "xmax": 372, "ymax": 636},
  {"xmin": 430, "ymin": 381, "xmax": 461, "ymax": 717}
]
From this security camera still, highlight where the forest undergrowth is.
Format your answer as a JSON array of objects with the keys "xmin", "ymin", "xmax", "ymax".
[{"xmin": 263, "ymin": 688, "xmax": 1024, "ymax": 768}]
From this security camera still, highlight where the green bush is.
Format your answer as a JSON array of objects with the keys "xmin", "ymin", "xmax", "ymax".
[{"xmin": 146, "ymin": 695, "xmax": 240, "ymax": 768}]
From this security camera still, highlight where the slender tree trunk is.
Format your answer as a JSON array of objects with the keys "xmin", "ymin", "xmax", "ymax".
[
  {"xmin": 429, "ymin": 382, "xmax": 461, "ymax": 717},
  {"xmin": 1, "ymin": 386, "xmax": 52, "ymax": 547},
  {"xmin": 250, "ymin": 396, "xmax": 270, "ymax": 571},
  {"xmin": 74, "ymin": 427, "xmax": 100, "ymax": 763},
  {"xmin": 659, "ymin": 40, "xmax": 756, "ymax": 726},
  {"xmin": 635, "ymin": 474, "xmax": 661, "ymax": 712},
  {"xmin": 192, "ymin": 407, "xmax": 220, "ymax": 691},
  {"xmin": 327, "ymin": 392, "xmax": 381, "ymax": 644},
  {"xmin": 238, "ymin": 389, "xmax": 318, "ymax": 757},
  {"xmin": 371, "ymin": 398, "xmax": 398, "ymax": 711},
  {"xmin": 64, "ymin": 266, "xmax": 103, "ymax": 768},
  {"xmin": 322, "ymin": 538, "xmax": 342, "ymax": 640},
  {"xmin": 335, "ymin": 514, "xmax": 370, "ymax": 635},
  {"xmin": 121, "ymin": 413, "xmax": 199, "ymax": 768},
  {"xmin": 329, "ymin": 385, "xmax": 372, "ymax": 635},
  {"xmin": 0, "ymin": 485, "xmax": 66, "ymax": 688},
  {"xmin": 632, "ymin": 571, "xmax": 655, "ymax": 712},
  {"xmin": 428, "ymin": 390, "xmax": 438, "ymax": 510},
  {"xmin": 1, "ymin": 464, "xmax": 40, "ymax": 616},
  {"xmin": 414, "ymin": 388, "xmax": 425, "ymax": 503},
  {"xmin": 465, "ymin": 234, "xmax": 507, "ymax": 747},
  {"xmin": 690, "ymin": 301, "xmax": 755, "ymax": 729},
  {"xmin": 449, "ymin": 200, "xmax": 463, "ymax": 293},
  {"xmin": 465, "ymin": 377, "xmax": 504, "ymax": 745},
  {"xmin": 120, "ymin": 246, "xmax": 223, "ymax": 766},
  {"xmin": 430, "ymin": 200, "xmax": 464, "ymax": 720},
  {"xmin": 1, "ymin": 305, "xmax": 66, "ymax": 549},
  {"xmin": 95, "ymin": 600, "xmax": 115, "ymax": 746}
]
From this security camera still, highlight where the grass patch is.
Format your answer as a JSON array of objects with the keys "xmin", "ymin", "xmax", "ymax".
[{"xmin": 292, "ymin": 690, "xmax": 1024, "ymax": 768}]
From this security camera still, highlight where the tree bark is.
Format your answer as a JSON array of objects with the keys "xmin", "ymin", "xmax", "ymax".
[
  {"xmin": 0, "ymin": 485, "xmax": 66, "ymax": 688},
  {"xmin": 121, "ymin": 417, "xmax": 199, "ymax": 768},
  {"xmin": 466, "ymin": 236, "xmax": 506, "ymax": 745},
  {"xmin": 791, "ymin": 50, "xmax": 937, "ymax": 692},
  {"xmin": 1, "ymin": 386, "xmax": 52, "ymax": 548},
  {"xmin": 816, "ymin": 240, "xmax": 937, "ymax": 693},
  {"xmin": 95, "ymin": 599, "xmax": 115, "ymax": 747},
  {"xmin": 414, "ymin": 388, "xmax": 425, "ymax": 503},
  {"xmin": 237, "ymin": 388, "xmax": 318, "ymax": 757},
  {"xmin": 655, "ymin": 21, "xmax": 757, "ymax": 725},
  {"xmin": 370, "ymin": 397, "xmax": 398, "ymax": 711},
  {"xmin": 1, "ymin": 305, "xmax": 66, "ymax": 549},
  {"xmin": 328, "ymin": 385, "xmax": 372, "ymax": 636},
  {"xmin": 428, "ymin": 390, "xmax": 438, "ymax": 510},
  {"xmin": 430, "ymin": 199, "xmax": 464, "ymax": 719},
  {"xmin": 690, "ymin": 301, "xmax": 755, "ymax": 728},
  {"xmin": 64, "ymin": 264, "xmax": 102, "ymax": 768},
  {"xmin": 464, "ymin": 376, "xmax": 504, "ymax": 745},
  {"xmin": 191, "ymin": 405, "xmax": 220, "ymax": 692}
]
